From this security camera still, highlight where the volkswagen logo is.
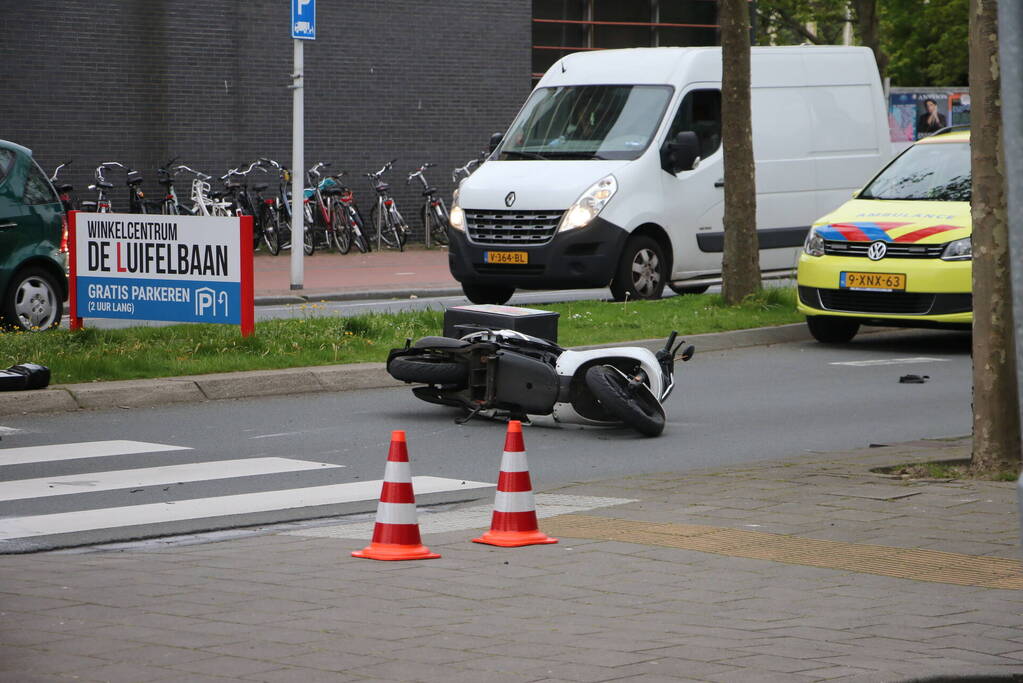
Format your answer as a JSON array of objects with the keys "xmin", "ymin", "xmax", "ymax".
[
  {"xmin": 504, "ymin": 191, "xmax": 516, "ymax": 207},
  {"xmin": 867, "ymin": 241, "xmax": 888, "ymax": 261}
]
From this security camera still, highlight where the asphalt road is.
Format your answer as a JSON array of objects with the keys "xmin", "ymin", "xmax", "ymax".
[{"xmin": 0, "ymin": 328, "xmax": 971, "ymax": 552}]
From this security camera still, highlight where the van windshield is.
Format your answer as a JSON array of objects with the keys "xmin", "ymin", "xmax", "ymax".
[
  {"xmin": 859, "ymin": 140, "xmax": 971, "ymax": 201},
  {"xmin": 498, "ymin": 85, "xmax": 673, "ymax": 161}
]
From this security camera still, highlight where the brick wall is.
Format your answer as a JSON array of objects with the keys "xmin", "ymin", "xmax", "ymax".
[{"xmin": 1, "ymin": 0, "xmax": 531, "ymax": 240}]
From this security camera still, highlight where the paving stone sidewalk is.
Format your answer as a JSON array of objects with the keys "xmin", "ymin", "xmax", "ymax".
[{"xmin": 1, "ymin": 437, "xmax": 1021, "ymax": 683}]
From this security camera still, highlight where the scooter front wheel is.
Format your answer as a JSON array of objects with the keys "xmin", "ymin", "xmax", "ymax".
[
  {"xmin": 388, "ymin": 355, "xmax": 467, "ymax": 386},
  {"xmin": 584, "ymin": 365, "xmax": 665, "ymax": 437}
]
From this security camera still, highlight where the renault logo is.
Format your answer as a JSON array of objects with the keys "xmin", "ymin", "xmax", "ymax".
[
  {"xmin": 867, "ymin": 241, "xmax": 888, "ymax": 261},
  {"xmin": 504, "ymin": 191, "xmax": 516, "ymax": 207}
]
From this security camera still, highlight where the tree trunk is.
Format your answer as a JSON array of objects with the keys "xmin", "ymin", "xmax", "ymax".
[
  {"xmin": 970, "ymin": 0, "xmax": 1021, "ymax": 473},
  {"xmin": 720, "ymin": 0, "xmax": 760, "ymax": 305},
  {"xmin": 852, "ymin": 0, "xmax": 888, "ymax": 76}
]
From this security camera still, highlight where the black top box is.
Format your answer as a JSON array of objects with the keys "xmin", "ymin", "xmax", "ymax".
[{"xmin": 443, "ymin": 304, "xmax": 560, "ymax": 343}]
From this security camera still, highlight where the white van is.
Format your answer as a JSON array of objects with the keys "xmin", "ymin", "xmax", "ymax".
[{"xmin": 447, "ymin": 46, "xmax": 892, "ymax": 304}]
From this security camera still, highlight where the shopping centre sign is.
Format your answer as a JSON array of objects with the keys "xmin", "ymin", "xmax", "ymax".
[{"xmin": 68, "ymin": 212, "xmax": 254, "ymax": 335}]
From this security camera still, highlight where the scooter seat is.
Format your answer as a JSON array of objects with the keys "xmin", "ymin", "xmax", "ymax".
[{"xmin": 413, "ymin": 336, "xmax": 470, "ymax": 350}]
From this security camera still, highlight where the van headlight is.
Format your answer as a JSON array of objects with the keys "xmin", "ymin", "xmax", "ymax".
[
  {"xmin": 941, "ymin": 237, "xmax": 971, "ymax": 261},
  {"xmin": 803, "ymin": 228, "xmax": 826, "ymax": 257},
  {"xmin": 557, "ymin": 175, "xmax": 617, "ymax": 232},
  {"xmin": 449, "ymin": 204, "xmax": 466, "ymax": 232}
]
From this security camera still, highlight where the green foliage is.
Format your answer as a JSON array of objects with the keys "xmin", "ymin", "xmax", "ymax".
[
  {"xmin": 756, "ymin": 0, "xmax": 969, "ymax": 86},
  {"xmin": 0, "ymin": 289, "xmax": 804, "ymax": 384},
  {"xmin": 881, "ymin": 0, "xmax": 969, "ymax": 86}
]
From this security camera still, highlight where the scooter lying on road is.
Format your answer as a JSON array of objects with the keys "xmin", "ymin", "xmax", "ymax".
[{"xmin": 386, "ymin": 329, "xmax": 693, "ymax": 437}]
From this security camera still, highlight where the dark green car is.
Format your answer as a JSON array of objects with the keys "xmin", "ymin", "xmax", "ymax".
[{"xmin": 0, "ymin": 140, "xmax": 67, "ymax": 331}]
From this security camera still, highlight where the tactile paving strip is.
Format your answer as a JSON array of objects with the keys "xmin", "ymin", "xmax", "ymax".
[{"xmin": 542, "ymin": 514, "xmax": 1023, "ymax": 590}]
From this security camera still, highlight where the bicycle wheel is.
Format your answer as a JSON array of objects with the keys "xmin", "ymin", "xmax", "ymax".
[
  {"xmin": 370, "ymin": 205, "xmax": 399, "ymax": 250},
  {"xmin": 302, "ymin": 203, "xmax": 316, "ymax": 255},
  {"xmin": 349, "ymin": 206, "xmax": 369, "ymax": 253},
  {"xmin": 330, "ymin": 199, "xmax": 351, "ymax": 254},
  {"xmin": 261, "ymin": 207, "xmax": 281, "ymax": 256},
  {"xmin": 422, "ymin": 204, "xmax": 449, "ymax": 247},
  {"xmin": 390, "ymin": 206, "xmax": 408, "ymax": 250}
]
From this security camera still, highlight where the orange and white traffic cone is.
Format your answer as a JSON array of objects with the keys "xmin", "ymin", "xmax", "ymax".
[
  {"xmin": 473, "ymin": 420, "xmax": 558, "ymax": 548},
  {"xmin": 352, "ymin": 430, "xmax": 440, "ymax": 561}
]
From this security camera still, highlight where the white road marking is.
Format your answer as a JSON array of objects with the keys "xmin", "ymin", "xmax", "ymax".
[
  {"xmin": 0, "ymin": 458, "xmax": 343, "ymax": 502},
  {"xmin": 829, "ymin": 357, "xmax": 948, "ymax": 367},
  {"xmin": 0, "ymin": 441, "xmax": 190, "ymax": 466},
  {"xmin": 0, "ymin": 476, "xmax": 491, "ymax": 541},
  {"xmin": 0, "ymin": 427, "xmax": 24, "ymax": 436},
  {"xmin": 249, "ymin": 432, "xmax": 305, "ymax": 440},
  {"xmin": 286, "ymin": 494, "xmax": 637, "ymax": 539}
]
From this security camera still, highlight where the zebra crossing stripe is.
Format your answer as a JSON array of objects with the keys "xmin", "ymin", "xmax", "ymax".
[
  {"xmin": 0, "ymin": 476, "xmax": 492, "ymax": 541},
  {"xmin": 0, "ymin": 441, "xmax": 190, "ymax": 466},
  {"xmin": 0, "ymin": 458, "xmax": 343, "ymax": 502}
]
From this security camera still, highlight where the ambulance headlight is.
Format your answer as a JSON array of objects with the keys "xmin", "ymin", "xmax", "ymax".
[
  {"xmin": 941, "ymin": 237, "xmax": 971, "ymax": 261},
  {"xmin": 557, "ymin": 175, "xmax": 617, "ymax": 232},
  {"xmin": 803, "ymin": 228, "xmax": 826, "ymax": 257}
]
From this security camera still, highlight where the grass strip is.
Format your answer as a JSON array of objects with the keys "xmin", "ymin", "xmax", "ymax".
[{"xmin": 1, "ymin": 288, "xmax": 802, "ymax": 385}]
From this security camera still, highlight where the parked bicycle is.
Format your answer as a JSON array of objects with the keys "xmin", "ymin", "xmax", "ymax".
[
  {"xmin": 408, "ymin": 162, "xmax": 449, "ymax": 247},
  {"xmin": 156, "ymin": 157, "xmax": 194, "ymax": 215},
  {"xmin": 48, "ymin": 160, "xmax": 77, "ymax": 213},
  {"xmin": 259, "ymin": 158, "xmax": 312, "ymax": 255},
  {"xmin": 221, "ymin": 161, "xmax": 266, "ymax": 249},
  {"xmin": 365, "ymin": 159, "xmax": 408, "ymax": 251},
  {"xmin": 331, "ymin": 171, "xmax": 370, "ymax": 254},
  {"xmin": 80, "ymin": 162, "xmax": 123, "ymax": 213}
]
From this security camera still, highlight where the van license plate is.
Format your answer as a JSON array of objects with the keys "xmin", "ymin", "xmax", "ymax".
[
  {"xmin": 840, "ymin": 271, "xmax": 906, "ymax": 291},
  {"xmin": 485, "ymin": 251, "xmax": 528, "ymax": 265}
]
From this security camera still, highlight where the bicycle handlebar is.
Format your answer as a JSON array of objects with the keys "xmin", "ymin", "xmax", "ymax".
[
  {"xmin": 49, "ymin": 160, "xmax": 71, "ymax": 183},
  {"xmin": 95, "ymin": 161, "xmax": 126, "ymax": 183},
  {"xmin": 174, "ymin": 165, "xmax": 210, "ymax": 180},
  {"xmin": 365, "ymin": 159, "xmax": 397, "ymax": 180}
]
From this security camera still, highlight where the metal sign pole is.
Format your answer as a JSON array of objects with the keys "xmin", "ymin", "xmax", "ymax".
[
  {"xmin": 996, "ymin": 0, "xmax": 1023, "ymax": 535},
  {"xmin": 290, "ymin": 38, "xmax": 304, "ymax": 290}
]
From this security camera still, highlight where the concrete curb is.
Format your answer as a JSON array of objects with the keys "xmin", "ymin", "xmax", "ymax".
[
  {"xmin": 255, "ymin": 287, "xmax": 463, "ymax": 306},
  {"xmin": 0, "ymin": 324, "xmax": 813, "ymax": 417}
]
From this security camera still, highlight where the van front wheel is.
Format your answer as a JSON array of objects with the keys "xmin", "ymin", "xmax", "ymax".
[
  {"xmin": 462, "ymin": 283, "xmax": 514, "ymax": 305},
  {"xmin": 610, "ymin": 236, "xmax": 666, "ymax": 301}
]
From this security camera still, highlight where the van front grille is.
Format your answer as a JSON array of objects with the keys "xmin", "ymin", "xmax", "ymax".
[{"xmin": 466, "ymin": 209, "xmax": 563, "ymax": 245}]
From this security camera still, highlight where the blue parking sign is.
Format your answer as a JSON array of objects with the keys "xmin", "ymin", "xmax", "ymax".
[{"xmin": 292, "ymin": 0, "xmax": 315, "ymax": 40}]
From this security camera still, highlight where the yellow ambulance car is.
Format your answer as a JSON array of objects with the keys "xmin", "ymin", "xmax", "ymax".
[{"xmin": 796, "ymin": 129, "xmax": 971, "ymax": 343}]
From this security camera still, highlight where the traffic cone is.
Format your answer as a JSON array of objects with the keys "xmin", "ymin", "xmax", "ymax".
[
  {"xmin": 473, "ymin": 420, "xmax": 558, "ymax": 547},
  {"xmin": 352, "ymin": 430, "xmax": 440, "ymax": 561}
]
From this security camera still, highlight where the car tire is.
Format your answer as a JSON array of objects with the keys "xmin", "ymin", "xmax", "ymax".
[
  {"xmin": 2, "ymin": 267, "xmax": 64, "ymax": 332},
  {"xmin": 462, "ymin": 283, "xmax": 514, "ymax": 305},
  {"xmin": 668, "ymin": 283, "xmax": 710, "ymax": 295},
  {"xmin": 610, "ymin": 235, "xmax": 667, "ymax": 301},
  {"xmin": 806, "ymin": 315, "xmax": 860, "ymax": 344}
]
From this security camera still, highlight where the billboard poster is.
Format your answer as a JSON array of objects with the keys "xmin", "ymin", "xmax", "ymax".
[
  {"xmin": 888, "ymin": 93, "xmax": 917, "ymax": 142},
  {"xmin": 950, "ymin": 92, "xmax": 971, "ymax": 126},
  {"xmin": 68, "ymin": 212, "xmax": 254, "ymax": 335},
  {"xmin": 914, "ymin": 92, "xmax": 951, "ymax": 139}
]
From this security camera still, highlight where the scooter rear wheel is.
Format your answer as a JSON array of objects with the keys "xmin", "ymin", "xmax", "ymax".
[
  {"xmin": 388, "ymin": 355, "xmax": 467, "ymax": 386},
  {"xmin": 584, "ymin": 365, "xmax": 665, "ymax": 437}
]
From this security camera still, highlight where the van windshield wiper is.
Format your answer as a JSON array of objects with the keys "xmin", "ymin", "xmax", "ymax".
[
  {"xmin": 545, "ymin": 151, "xmax": 609, "ymax": 160},
  {"xmin": 502, "ymin": 150, "xmax": 548, "ymax": 160}
]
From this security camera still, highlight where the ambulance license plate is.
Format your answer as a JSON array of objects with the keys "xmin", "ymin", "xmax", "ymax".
[
  {"xmin": 840, "ymin": 271, "xmax": 906, "ymax": 291},
  {"xmin": 485, "ymin": 251, "xmax": 529, "ymax": 265}
]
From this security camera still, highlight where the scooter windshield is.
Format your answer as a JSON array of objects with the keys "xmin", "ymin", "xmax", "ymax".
[{"xmin": 498, "ymin": 85, "xmax": 673, "ymax": 162}]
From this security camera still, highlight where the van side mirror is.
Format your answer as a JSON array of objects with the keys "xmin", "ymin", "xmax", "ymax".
[
  {"xmin": 489, "ymin": 132, "xmax": 504, "ymax": 153},
  {"xmin": 663, "ymin": 131, "xmax": 700, "ymax": 174}
]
